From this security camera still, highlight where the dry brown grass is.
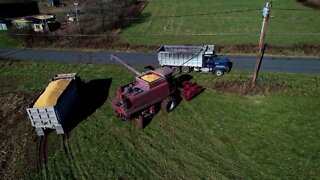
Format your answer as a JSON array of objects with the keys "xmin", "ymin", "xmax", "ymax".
[{"xmin": 211, "ymin": 77, "xmax": 292, "ymax": 96}]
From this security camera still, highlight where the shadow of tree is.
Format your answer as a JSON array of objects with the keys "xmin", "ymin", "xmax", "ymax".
[
  {"xmin": 63, "ymin": 78, "xmax": 112, "ymax": 133},
  {"xmin": 122, "ymin": 12, "xmax": 152, "ymax": 29},
  {"xmin": 297, "ymin": 0, "xmax": 320, "ymax": 9}
]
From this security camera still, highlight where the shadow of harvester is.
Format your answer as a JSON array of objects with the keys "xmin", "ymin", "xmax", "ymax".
[{"xmin": 62, "ymin": 78, "xmax": 112, "ymax": 133}]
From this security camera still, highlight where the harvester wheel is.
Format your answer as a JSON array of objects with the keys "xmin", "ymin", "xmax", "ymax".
[{"xmin": 161, "ymin": 96, "xmax": 177, "ymax": 113}]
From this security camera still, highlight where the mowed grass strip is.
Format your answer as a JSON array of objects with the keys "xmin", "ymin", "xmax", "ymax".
[
  {"xmin": 0, "ymin": 60, "xmax": 319, "ymax": 179},
  {"xmin": 121, "ymin": 0, "xmax": 320, "ymax": 46}
]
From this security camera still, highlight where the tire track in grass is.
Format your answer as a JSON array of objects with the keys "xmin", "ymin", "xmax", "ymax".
[
  {"xmin": 62, "ymin": 133, "xmax": 88, "ymax": 179},
  {"xmin": 61, "ymin": 133, "xmax": 78, "ymax": 179},
  {"xmin": 37, "ymin": 132, "xmax": 50, "ymax": 179}
]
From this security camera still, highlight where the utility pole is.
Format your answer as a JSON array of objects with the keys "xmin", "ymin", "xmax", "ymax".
[
  {"xmin": 96, "ymin": 0, "xmax": 106, "ymax": 33},
  {"xmin": 74, "ymin": 2, "xmax": 80, "ymax": 32},
  {"xmin": 252, "ymin": 0, "xmax": 273, "ymax": 87}
]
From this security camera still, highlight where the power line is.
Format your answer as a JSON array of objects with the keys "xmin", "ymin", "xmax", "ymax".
[
  {"xmin": 77, "ymin": 15, "xmax": 320, "ymax": 21},
  {"xmin": 78, "ymin": 9, "xmax": 261, "ymax": 20},
  {"xmin": 273, "ymin": 8, "xmax": 318, "ymax": 11},
  {"xmin": 76, "ymin": 8, "xmax": 318, "ymax": 20},
  {"xmin": 12, "ymin": 33, "xmax": 320, "ymax": 37},
  {"xmin": 268, "ymin": 33, "xmax": 320, "ymax": 36}
]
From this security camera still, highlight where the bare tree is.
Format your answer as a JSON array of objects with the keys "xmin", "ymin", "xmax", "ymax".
[
  {"xmin": 95, "ymin": 0, "xmax": 106, "ymax": 33},
  {"xmin": 94, "ymin": 0, "xmax": 139, "ymax": 33}
]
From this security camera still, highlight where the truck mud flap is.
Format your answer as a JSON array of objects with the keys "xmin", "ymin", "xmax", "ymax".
[
  {"xmin": 55, "ymin": 125, "xmax": 65, "ymax": 134},
  {"xmin": 35, "ymin": 128, "xmax": 45, "ymax": 136}
]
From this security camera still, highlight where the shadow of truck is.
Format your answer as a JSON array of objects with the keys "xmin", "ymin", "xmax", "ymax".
[{"xmin": 62, "ymin": 78, "xmax": 112, "ymax": 133}]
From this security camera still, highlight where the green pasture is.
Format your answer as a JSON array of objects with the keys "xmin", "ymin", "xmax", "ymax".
[
  {"xmin": 0, "ymin": 32, "xmax": 19, "ymax": 48},
  {"xmin": 121, "ymin": 0, "xmax": 320, "ymax": 46},
  {"xmin": 0, "ymin": 60, "xmax": 319, "ymax": 179}
]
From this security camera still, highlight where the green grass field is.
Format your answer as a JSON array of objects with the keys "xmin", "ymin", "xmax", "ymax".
[
  {"xmin": 1, "ymin": 60, "xmax": 319, "ymax": 179},
  {"xmin": 0, "ymin": 32, "xmax": 19, "ymax": 48},
  {"xmin": 1, "ymin": 1, "xmax": 319, "ymax": 55},
  {"xmin": 121, "ymin": 0, "xmax": 320, "ymax": 46}
]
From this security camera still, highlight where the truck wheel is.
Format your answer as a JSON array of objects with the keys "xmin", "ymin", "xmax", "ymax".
[
  {"xmin": 215, "ymin": 69, "xmax": 224, "ymax": 76},
  {"xmin": 172, "ymin": 67, "xmax": 181, "ymax": 74},
  {"xmin": 181, "ymin": 66, "xmax": 190, "ymax": 73},
  {"xmin": 161, "ymin": 96, "xmax": 177, "ymax": 113}
]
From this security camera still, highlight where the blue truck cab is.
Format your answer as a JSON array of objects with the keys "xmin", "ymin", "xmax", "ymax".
[{"xmin": 204, "ymin": 55, "xmax": 233, "ymax": 76}]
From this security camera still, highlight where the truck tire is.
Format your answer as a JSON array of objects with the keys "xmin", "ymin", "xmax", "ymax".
[
  {"xmin": 161, "ymin": 96, "xmax": 177, "ymax": 113},
  {"xmin": 214, "ymin": 69, "xmax": 224, "ymax": 76},
  {"xmin": 172, "ymin": 67, "xmax": 181, "ymax": 74},
  {"xmin": 181, "ymin": 66, "xmax": 190, "ymax": 73}
]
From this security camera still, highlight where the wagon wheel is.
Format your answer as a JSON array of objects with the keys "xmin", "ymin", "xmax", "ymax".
[
  {"xmin": 134, "ymin": 115, "xmax": 144, "ymax": 129},
  {"xmin": 172, "ymin": 67, "xmax": 181, "ymax": 74},
  {"xmin": 161, "ymin": 96, "xmax": 177, "ymax": 113},
  {"xmin": 181, "ymin": 66, "xmax": 191, "ymax": 73}
]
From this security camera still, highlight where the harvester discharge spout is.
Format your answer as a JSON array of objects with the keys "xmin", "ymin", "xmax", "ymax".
[{"xmin": 111, "ymin": 54, "xmax": 142, "ymax": 76}]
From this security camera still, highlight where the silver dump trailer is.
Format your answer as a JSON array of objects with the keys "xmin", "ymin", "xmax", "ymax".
[
  {"xmin": 157, "ymin": 45, "xmax": 233, "ymax": 76},
  {"xmin": 26, "ymin": 73, "xmax": 79, "ymax": 136},
  {"xmin": 158, "ymin": 45, "xmax": 215, "ymax": 67}
]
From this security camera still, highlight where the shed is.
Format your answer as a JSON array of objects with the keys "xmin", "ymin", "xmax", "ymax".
[
  {"xmin": 46, "ymin": 0, "xmax": 60, "ymax": 7},
  {"xmin": 12, "ymin": 18, "xmax": 32, "ymax": 29},
  {"xmin": 12, "ymin": 14, "xmax": 57, "ymax": 33},
  {"xmin": 0, "ymin": 19, "xmax": 12, "ymax": 30}
]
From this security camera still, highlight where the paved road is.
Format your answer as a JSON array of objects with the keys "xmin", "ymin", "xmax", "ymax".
[{"xmin": 0, "ymin": 48, "xmax": 319, "ymax": 73}]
